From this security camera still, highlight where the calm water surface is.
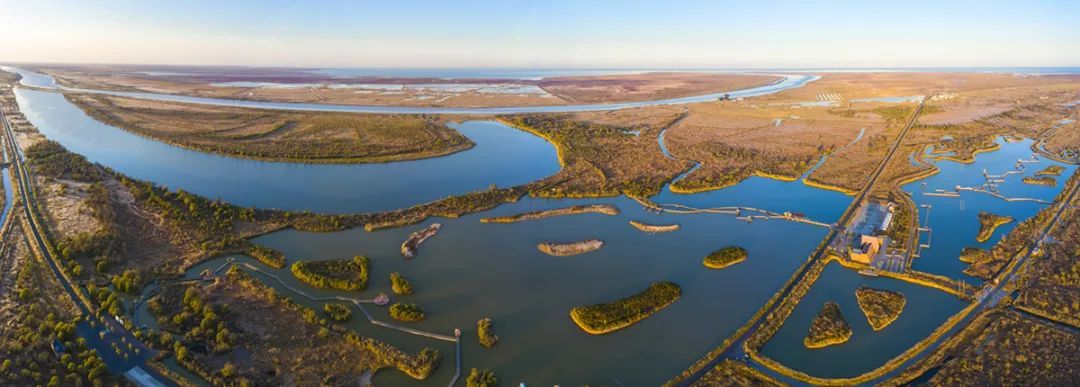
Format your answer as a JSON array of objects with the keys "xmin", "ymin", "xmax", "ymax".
[
  {"xmin": 17, "ymin": 66, "xmax": 1071, "ymax": 383},
  {"xmin": 902, "ymin": 138, "xmax": 1076, "ymax": 282},
  {"xmin": 758, "ymin": 263, "xmax": 967, "ymax": 378},
  {"xmin": 14, "ymin": 88, "xmax": 560, "ymax": 213},
  {"xmin": 182, "ymin": 193, "xmax": 845, "ymax": 385}
]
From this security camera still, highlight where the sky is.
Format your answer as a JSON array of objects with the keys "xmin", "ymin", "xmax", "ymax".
[{"xmin": 1, "ymin": 0, "xmax": 1077, "ymax": 69}]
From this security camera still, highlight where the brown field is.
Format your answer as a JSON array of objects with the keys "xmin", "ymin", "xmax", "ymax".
[
  {"xmin": 760, "ymin": 72, "xmax": 1080, "ymax": 103},
  {"xmin": 1015, "ymin": 187, "xmax": 1080, "ymax": 327},
  {"xmin": 151, "ymin": 276, "xmax": 376, "ymax": 385},
  {"xmin": 65, "ymin": 94, "xmax": 474, "ymax": 163},
  {"xmin": 501, "ymin": 105, "xmax": 693, "ymax": 198},
  {"xmin": 664, "ymin": 102, "xmax": 892, "ymax": 193},
  {"xmin": 931, "ymin": 311, "xmax": 1080, "ymax": 386},
  {"xmin": 538, "ymin": 72, "xmax": 780, "ymax": 103},
  {"xmin": 35, "ymin": 65, "xmax": 780, "ymax": 107}
]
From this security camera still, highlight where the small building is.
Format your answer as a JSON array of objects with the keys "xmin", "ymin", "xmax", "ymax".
[{"xmin": 850, "ymin": 235, "xmax": 884, "ymax": 264}]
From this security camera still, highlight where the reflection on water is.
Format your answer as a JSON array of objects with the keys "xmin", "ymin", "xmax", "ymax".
[
  {"xmin": 903, "ymin": 137, "xmax": 1076, "ymax": 282},
  {"xmin": 14, "ymin": 88, "xmax": 560, "ymax": 213},
  {"xmin": 177, "ymin": 192, "xmax": 845, "ymax": 385},
  {"xmin": 758, "ymin": 263, "xmax": 966, "ymax": 378}
]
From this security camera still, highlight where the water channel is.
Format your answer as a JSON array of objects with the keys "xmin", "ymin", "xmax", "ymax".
[{"xmin": 8, "ymin": 67, "xmax": 1071, "ymax": 384}]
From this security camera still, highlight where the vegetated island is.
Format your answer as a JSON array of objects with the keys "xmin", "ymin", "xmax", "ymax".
[
  {"xmin": 537, "ymin": 239, "xmax": 604, "ymax": 256},
  {"xmin": 804, "ymin": 302, "xmax": 853, "ymax": 349},
  {"xmin": 65, "ymin": 94, "xmax": 475, "ymax": 164},
  {"xmin": 854, "ymin": 287, "xmax": 907, "ymax": 331},
  {"xmin": 1022, "ymin": 176, "xmax": 1057, "ymax": 186},
  {"xmin": 1035, "ymin": 165, "xmax": 1065, "ymax": 176},
  {"xmin": 247, "ymin": 244, "xmax": 287, "ymax": 269},
  {"xmin": 290, "ymin": 256, "xmax": 369, "ymax": 291},
  {"xmin": 569, "ymin": 281, "xmax": 681, "ymax": 335},
  {"xmin": 629, "ymin": 220, "xmax": 680, "ymax": 233},
  {"xmin": 959, "ymin": 246, "xmax": 992, "ymax": 264},
  {"xmin": 389, "ymin": 303, "xmax": 426, "ymax": 322},
  {"xmin": 976, "ymin": 212, "xmax": 1014, "ymax": 243},
  {"xmin": 703, "ymin": 246, "xmax": 748, "ymax": 269},
  {"xmin": 466, "ymin": 368, "xmax": 498, "ymax": 387},
  {"xmin": 390, "ymin": 272, "xmax": 413, "ymax": 295},
  {"xmin": 402, "ymin": 223, "xmax": 441, "ymax": 259},
  {"xmin": 323, "ymin": 302, "xmax": 353, "ymax": 322},
  {"xmin": 477, "ymin": 318, "xmax": 499, "ymax": 348},
  {"xmin": 479, "ymin": 204, "xmax": 618, "ymax": 223}
]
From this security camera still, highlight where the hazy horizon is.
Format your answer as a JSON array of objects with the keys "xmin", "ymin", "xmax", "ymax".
[{"xmin": 2, "ymin": 0, "xmax": 1078, "ymax": 68}]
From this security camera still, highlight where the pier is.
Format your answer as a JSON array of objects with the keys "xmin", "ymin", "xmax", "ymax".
[
  {"xmin": 645, "ymin": 201, "xmax": 835, "ymax": 229},
  {"xmin": 185, "ymin": 261, "xmax": 467, "ymax": 386}
]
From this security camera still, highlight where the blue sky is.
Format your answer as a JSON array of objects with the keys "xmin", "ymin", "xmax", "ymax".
[{"xmin": 1, "ymin": 0, "xmax": 1077, "ymax": 68}]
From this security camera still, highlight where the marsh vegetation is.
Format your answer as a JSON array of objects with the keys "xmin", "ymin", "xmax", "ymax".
[
  {"xmin": 66, "ymin": 94, "xmax": 474, "ymax": 163},
  {"xmin": 854, "ymin": 287, "xmax": 906, "ymax": 331},
  {"xmin": 290, "ymin": 256, "xmax": 369, "ymax": 291},
  {"xmin": 703, "ymin": 246, "xmax": 748, "ymax": 269},
  {"xmin": 803, "ymin": 302, "xmax": 853, "ymax": 348},
  {"xmin": 569, "ymin": 281, "xmax": 681, "ymax": 334}
]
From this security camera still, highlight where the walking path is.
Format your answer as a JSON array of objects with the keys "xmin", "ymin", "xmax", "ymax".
[{"xmin": 221, "ymin": 260, "xmax": 464, "ymax": 386}]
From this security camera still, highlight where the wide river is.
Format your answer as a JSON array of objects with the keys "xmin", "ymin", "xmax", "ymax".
[
  {"xmin": 8, "ymin": 68, "xmax": 1070, "ymax": 384},
  {"xmin": 5, "ymin": 66, "xmax": 817, "ymax": 115}
]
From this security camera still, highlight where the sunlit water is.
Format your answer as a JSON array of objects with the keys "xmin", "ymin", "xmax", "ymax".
[
  {"xmin": 903, "ymin": 137, "xmax": 1076, "ymax": 282},
  {"xmin": 12, "ymin": 67, "xmax": 1074, "ymax": 384}
]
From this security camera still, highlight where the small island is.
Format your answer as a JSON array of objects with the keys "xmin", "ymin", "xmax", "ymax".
[
  {"xmin": 323, "ymin": 302, "xmax": 353, "ymax": 322},
  {"xmin": 391, "ymin": 272, "xmax": 414, "ymax": 295},
  {"xmin": 629, "ymin": 220, "xmax": 680, "ymax": 233},
  {"xmin": 1022, "ymin": 176, "xmax": 1056, "ymax": 186},
  {"xmin": 247, "ymin": 244, "xmax": 286, "ymax": 269},
  {"xmin": 804, "ymin": 302, "xmax": 853, "ymax": 349},
  {"xmin": 537, "ymin": 239, "xmax": 604, "ymax": 256},
  {"xmin": 480, "ymin": 204, "xmax": 618, "ymax": 223},
  {"xmin": 466, "ymin": 368, "xmax": 498, "ymax": 387},
  {"xmin": 389, "ymin": 303, "xmax": 426, "ymax": 322},
  {"xmin": 703, "ymin": 246, "xmax": 748, "ymax": 269},
  {"xmin": 291, "ymin": 256, "xmax": 369, "ymax": 291},
  {"xmin": 402, "ymin": 223, "xmax": 441, "ymax": 259},
  {"xmin": 477, "ymin": 318, "xmax": 499, "ymax": 348},
  {"xmin": 569, "ymin": 281, "xmax": 681, "ymax": 335},
  {"xmin": 1035, "ymin": 165, "xmax": 1065, "ymax": 176},
  {"xmin": 959, "ymin": 246, "xmax": 992, "ymax": 264},
  {"xmin": 976, "ymin": 212, "xmax": 1013, "ymax": 243},
  {"xmin": 854, "ymin": 287, "xmax": 907, "ymax": 331}
]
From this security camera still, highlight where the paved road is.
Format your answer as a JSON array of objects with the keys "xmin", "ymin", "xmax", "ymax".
[
  {"xmin": 1, "ymin": 105, "xmax": 169, "ymax": 386},
  {"xmin": 678, "ymin": 100, "xmax": 926, "ymax": 385}
]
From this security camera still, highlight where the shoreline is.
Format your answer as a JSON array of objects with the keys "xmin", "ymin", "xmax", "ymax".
[{"xmin": 480, "ymin": 204, "xmax": 618, "ymax": 223}]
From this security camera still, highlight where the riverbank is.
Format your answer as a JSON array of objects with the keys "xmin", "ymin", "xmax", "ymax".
[
  {"xmin": 64, "ymin": 93, "xmax": 477, "ymax": 164},
  {"xmin": 975, "ymin": 212, "xmax": 1013, "ymax": 243}
]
